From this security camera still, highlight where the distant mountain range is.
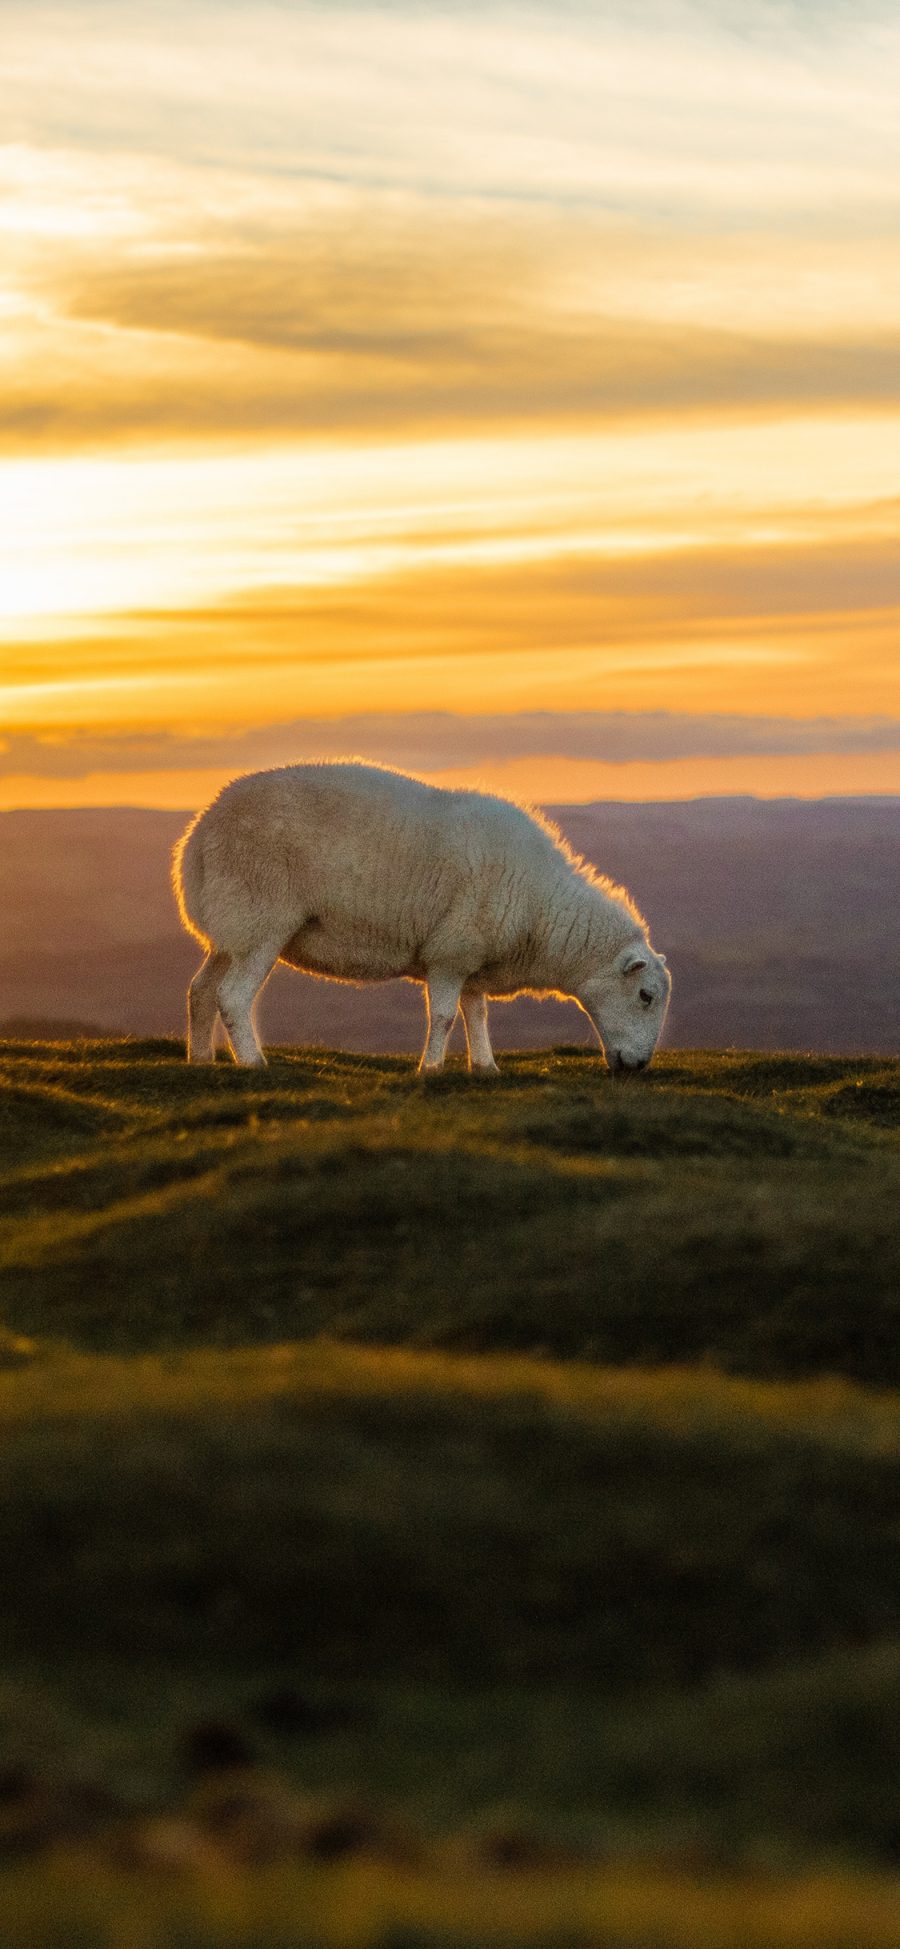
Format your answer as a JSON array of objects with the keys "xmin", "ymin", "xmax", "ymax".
[{"xmin": 2, "ymin": 800, "xmax": 898, "ymax": 1055}]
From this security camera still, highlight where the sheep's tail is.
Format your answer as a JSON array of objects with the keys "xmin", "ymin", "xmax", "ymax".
[{"xmin": 172, "ymin": 811, "xmax": 212, "ymax": 948}]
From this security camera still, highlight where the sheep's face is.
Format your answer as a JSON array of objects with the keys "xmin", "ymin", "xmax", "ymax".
[{"xmin": 578, "ymin": 944, "xmax": 671, "ymax": 1075}]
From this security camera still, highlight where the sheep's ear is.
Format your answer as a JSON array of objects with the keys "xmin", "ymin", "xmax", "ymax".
[{"xmin": 621, "ymin": 949, "xmax": 649, "ymax": 976}]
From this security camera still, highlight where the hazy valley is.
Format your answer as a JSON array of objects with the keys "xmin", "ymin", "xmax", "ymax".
[{"xmin": 3, "ymin": 797, "xmax": 899, "ymax": 1055}]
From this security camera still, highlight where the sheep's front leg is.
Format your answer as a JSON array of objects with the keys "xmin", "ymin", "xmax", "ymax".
[
  {"xmin": 420, "ymin": 970, "xmax": 464, "ymax": 1073},
  {"xmin": 460, "ymin": 992, "xmax": 499, "ymax": 1075}
]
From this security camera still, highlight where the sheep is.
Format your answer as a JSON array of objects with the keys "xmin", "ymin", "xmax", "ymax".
[{"xmin": 172, "ymin": 760, "xmax": 671, "ymax": 1074}]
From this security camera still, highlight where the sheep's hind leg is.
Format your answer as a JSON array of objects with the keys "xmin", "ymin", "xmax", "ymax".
[
  {"xmin": 460, "ymin": 991, "xmax": 499, "ymax": 1075},
  {"xmin": 419, "ymin": 970, "xmax": 464, "ymax": 1074},
  {"xmin": 187, "ymin": 949, "xmax": 229, "ymax": 1064},
  {"xmin": 216, "ymin": 943, "xmax": 279, "ymax": 1067}
]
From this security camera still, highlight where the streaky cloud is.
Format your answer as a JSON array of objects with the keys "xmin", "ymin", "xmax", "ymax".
[
  {"xmin": 4, "ymin": 323, "xmax": 900, "ymax": 452},
  {"xmin": 4, "ymin": 711, "xmax": 900, "ymax": 780}
]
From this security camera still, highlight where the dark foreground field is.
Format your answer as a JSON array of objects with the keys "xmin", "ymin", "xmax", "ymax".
[{"xmin": 2, "ymin": 1038, "xmax": 900, "ymax": 1947}]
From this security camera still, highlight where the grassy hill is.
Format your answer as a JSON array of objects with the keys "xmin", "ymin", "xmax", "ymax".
[{"xmin": 1, "ymin": 1037, "xmax": 900, "ymax": 1947}]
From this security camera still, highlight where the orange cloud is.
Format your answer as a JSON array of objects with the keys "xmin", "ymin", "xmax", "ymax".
[
  {"xmin": 6, "ymin": 247, "xmax": 900, "ymax": 453},
  {"xmin": 4, "ymin": 525, "xmax": 899, "ymax": 731}
]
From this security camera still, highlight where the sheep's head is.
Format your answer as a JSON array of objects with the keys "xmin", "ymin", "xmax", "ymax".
[{"xmin": 578, "ymin": 943, "xmax": 671, "ymax": 1075}]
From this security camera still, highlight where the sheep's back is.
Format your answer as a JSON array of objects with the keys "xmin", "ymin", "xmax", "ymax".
[{"xmin": 173, "ymin": 761, "xmax": 572, "ymax": 963}]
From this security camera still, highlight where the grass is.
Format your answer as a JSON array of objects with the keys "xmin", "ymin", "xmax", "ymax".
[
  {"xmin": 1, "ymin": 1037, "xmax": 900, "ymax": 1946},
  {"xmin": 3, "ymin": 1043, "xmax": 900, "ymax": 1378}
]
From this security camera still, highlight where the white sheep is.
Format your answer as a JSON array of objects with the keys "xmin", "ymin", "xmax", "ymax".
[{"xmin": 173, "ymin": 761, "xmax": 671, "ymax": 1074}]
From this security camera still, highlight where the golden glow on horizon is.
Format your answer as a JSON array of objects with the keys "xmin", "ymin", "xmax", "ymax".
[
  {"xmin": 3, "ymin": 750, "xmax": 899, "ymax": 814},
  {"xmin": 2, "ymin": 2, "xmax": 900, "ymax": 805}
]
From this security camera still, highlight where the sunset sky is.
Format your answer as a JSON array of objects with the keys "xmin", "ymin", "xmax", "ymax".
[{"xmin": 2, "ymin": 0, "xmax": 899, "ymax": 807}]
